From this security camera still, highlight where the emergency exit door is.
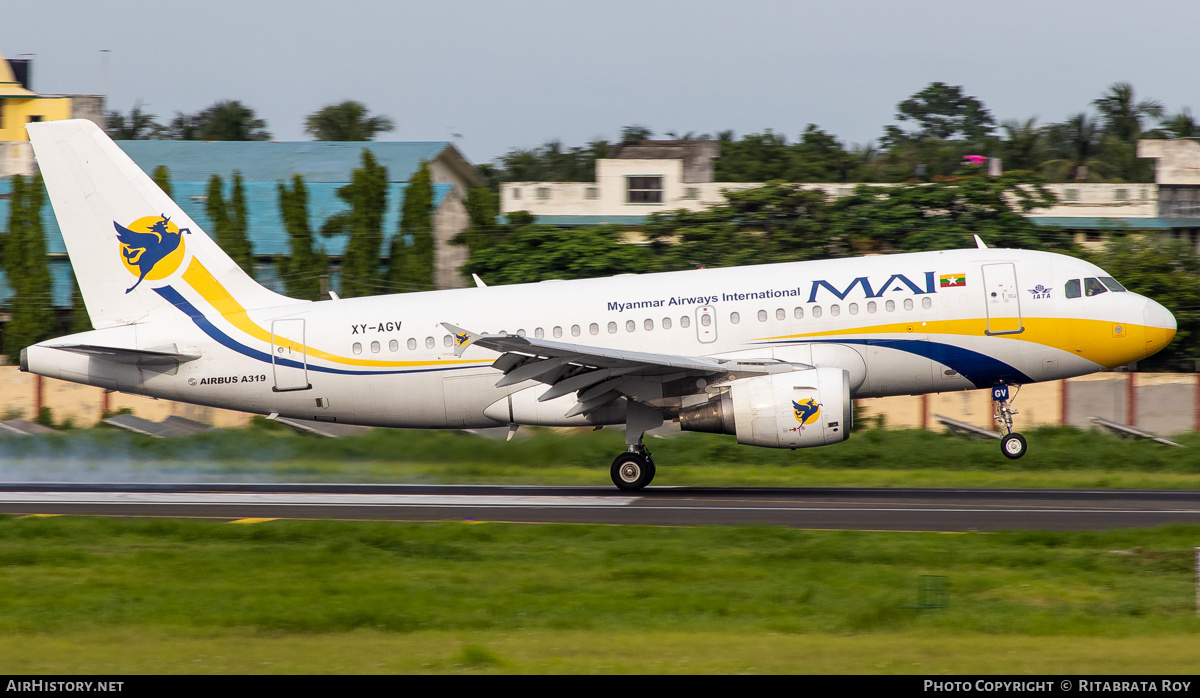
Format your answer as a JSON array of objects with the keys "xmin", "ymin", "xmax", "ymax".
[{"xmin": 271, "ymin": 318, "xmax": 311, "ymax": 391}]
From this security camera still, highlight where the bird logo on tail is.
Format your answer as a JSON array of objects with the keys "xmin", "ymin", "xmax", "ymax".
[{"xmin": 115, "ymin": 215, "xmax": 189, "ymax": 293}]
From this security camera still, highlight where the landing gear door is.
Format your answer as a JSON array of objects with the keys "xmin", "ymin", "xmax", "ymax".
[
  {"xmin": 982, "ymin": 263, "xmax": 1024, "ymax": 335},
  {"xmin": 272, "ymin": 318, "xmax": 311, "ymax": 391},
  {"xmin": 696, "ymin": 305, "xmax": 717, "ymax": 343}
]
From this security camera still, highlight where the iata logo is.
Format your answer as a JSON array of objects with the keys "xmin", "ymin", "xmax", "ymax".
[
  {"xmin": 793, "ymin": 399, "xmax": 821, "ymax": 426},
  {"xmin": 115, "ymin": 214, "xmax": 189, "ymax": 293},
  {"xmin": 1028, "ymin": 284, "xmax": 1051, "ymax": 300}
]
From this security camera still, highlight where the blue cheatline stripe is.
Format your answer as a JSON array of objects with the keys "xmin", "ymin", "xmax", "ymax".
[
  {"xmin": 770, "ymin": 338, "xmax": 1032, "ymax": 388},
  {"xmin": 153, "ymin": 286, "xmax": 478, "ymax": 377}
]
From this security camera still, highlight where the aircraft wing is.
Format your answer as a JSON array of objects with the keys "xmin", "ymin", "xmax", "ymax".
[{"xmin": 442, "ymin": 323, "xmax": 797, "ymax": 417}]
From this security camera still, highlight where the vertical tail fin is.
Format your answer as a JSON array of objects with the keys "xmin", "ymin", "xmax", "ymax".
[{"xmin": 27, "ymin": 119, "xmax": 297, "ymax": 329}]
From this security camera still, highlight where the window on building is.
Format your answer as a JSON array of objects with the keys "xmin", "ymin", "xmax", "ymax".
[
  {"xmin": 537, "ymin": 187, "xmax": 551, "ymax": 200},
  {"xmin": 585, "ymin": 187, "xmax": 599, "ymax": 200},
  {"xmin": 512, "ymin": 187, "xmax": 522, "ymax": 200},
  {"xmin": 684, "ymin": 187, "xmax": 700, "ymax": 200},
  {"xmin": 1114, "ymin": 188, "xmax": 1128, "ymax": 202},
  {"xmin": 1064, "ymin": 188, "xmax": 1079, "ymax": 202},
  {"xmin": 627, "ymin": 176, "xmax": 663, "ymax": 204}
]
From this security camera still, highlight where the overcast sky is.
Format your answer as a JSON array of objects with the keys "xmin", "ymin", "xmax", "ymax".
[{"xmin": 6, "ymin": 0, "xmax": 1198, "ymax": 165}]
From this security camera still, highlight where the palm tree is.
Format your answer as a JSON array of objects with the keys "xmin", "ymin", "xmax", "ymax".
[
  {"xmin": 1043, "ymin": 113, "xmax": 1109, "ymax": 181},
  {"xmin": 1094, "ymin": 82, "xmax": 1164, "ymax": 144},
  {"xmin": 105, "ymin": 102, "xmax": 164, "ymax": 140},
  {"xmin": 1160, "ymin": 109, "xmax": 1200, "ymax": 139},
  {"xmin": 304, "ymin": 101, "xmax": 395, "ymax": 141},
  {"xmin": 999, "ymin": 118, "xmax": 1043, "ymax": 171},
  {"xmin": 185, "ymin": 100, "xmax": 271, "ymax": 141}
]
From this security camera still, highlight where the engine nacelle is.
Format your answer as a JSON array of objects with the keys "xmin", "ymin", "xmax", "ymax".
[{"xmin": 680, "ymin": 368, "xmax": 851, "ymax": 448}]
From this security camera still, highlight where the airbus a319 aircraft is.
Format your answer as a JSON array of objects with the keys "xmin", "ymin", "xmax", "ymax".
[{"xmin": 22, "ymin": 120, "xmax": 1178, "ymax": 490}]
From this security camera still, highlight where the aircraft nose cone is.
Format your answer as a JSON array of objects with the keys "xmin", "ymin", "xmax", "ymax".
[{"xmin": 1143, "ymin": 298, "xmax": 1177, "ymax": 357}]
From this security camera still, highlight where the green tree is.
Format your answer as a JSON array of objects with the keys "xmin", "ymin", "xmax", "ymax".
[
  {"xmin": 387, "ymin": 161, "xmax": 434, "ymax": 291},
  {"xmin": 153, "ymin": 165, "xmax": 173, "ymax": 199},
  {"xmin": 323, "ymin": 150, "xmax": 388, "ymax": 298},
  {"xmin": 105, "ymin": 102, "xmax": 165, "ymax": 140},
  {"xmin": 205, "ymin": 173, "xmax": 254, "ymax": 274},
  {"xmin": 2, "ymin": 175, "xmax": 56, "ymax": 359},
  {"xmin": 620, "ymin": 125, "xmax": 653, "ymax": 142},
  {"xmin": 1084, "ymin": 235, "xmax": 1200, "ymax": 371},
  {"xmin": 456, "ymin": 187, "xmax": 502, "ymax": 256},
  {"xmin": 642, "ymin": 183, "xmax": 837, "ymax": 269},
  {"xmin": 305, "ymin": 101, "xmax": 395, "ymax": 141},
  {"xmin": 68, "ymin": 275, "xmax": 92, "ymax": 334},
  {"xmin": 463, "ymin": 225, "xmax": 650, "ymax": 284},
  {"xmin": 826, "ymin": 170, "xmax": 1066, "ymax": 254},
  {"xmin": 885, "ymin": 82, "xmax": 996, "ymax": 145},
  {"xmin": 277, "ymin": 175, "xmax": 327, "ymax": 301}
]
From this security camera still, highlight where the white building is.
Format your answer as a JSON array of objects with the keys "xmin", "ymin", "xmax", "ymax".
[{"xmin": 501, "ymin": 139, "xmax": 1200, "ymax": 248}]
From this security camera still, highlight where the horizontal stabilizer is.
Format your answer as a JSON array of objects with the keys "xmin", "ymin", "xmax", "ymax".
[{"xmin": 49, "ymin": 344, "xmax": 201, "ymax": 366}]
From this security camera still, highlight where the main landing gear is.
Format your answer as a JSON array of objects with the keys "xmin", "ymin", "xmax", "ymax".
[
  {"xmin": 992, "ymin": 384, "xmax": 1027, "ymax": 459},
  {"xmin": 610, "ymin": 400, "xmax": 663, "ymax": 491},
  {"xmin": 611, "ymin": 447, "xmax": 655, "ymax": 492}
]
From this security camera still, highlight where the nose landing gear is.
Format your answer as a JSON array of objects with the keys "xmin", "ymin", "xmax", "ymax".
[{"xmin": 992, "ymin": 384, "xmax": 1027, "ymax": 459}]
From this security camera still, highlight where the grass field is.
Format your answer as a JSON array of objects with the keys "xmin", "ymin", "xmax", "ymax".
[
  {"xmin": 0, "ymin": 516, "xmax": 1198, "ymax": 673},
  {"xmin": 2, "ymin": 424, "xmax": 1200, "ymax": 489}
]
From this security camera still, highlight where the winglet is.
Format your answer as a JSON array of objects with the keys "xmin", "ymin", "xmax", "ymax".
[
  {"xmin": 472, "ymin": 274, "xmax": 487, "ymax": 288},
  {"xmin": 974, "ymin": 234, "xmax": 988, "ymax": 249},
  {"xmin": 441, "ymin": 322, "xmax": 480, "ymax": 357}
]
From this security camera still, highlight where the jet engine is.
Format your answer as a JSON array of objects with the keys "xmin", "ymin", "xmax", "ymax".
[{"xmin": 679, "ymin": 367, "xmax": 851, "ymax": 448}]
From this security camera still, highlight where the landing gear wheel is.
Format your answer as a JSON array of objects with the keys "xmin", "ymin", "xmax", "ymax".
[
  {"xmin": 611, "ymin": 452, "xmax": 655, "ymax": 491},
  {"xmin": 1001, "ymin": 433, "xmax": 1027, "ymax": 460}
]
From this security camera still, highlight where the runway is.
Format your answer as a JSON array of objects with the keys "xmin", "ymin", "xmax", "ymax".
[{"xmin": 1, "ymin": 483, "xmax": 1198, "ymax": 530}]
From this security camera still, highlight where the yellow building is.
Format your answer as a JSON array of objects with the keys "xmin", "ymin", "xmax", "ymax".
[{"xmin": 1, "ymin": 52, "xmax": 104, "ymax": 176}]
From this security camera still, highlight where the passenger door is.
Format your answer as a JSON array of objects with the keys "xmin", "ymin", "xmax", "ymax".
[
  {"xmin": 982, "ymin": 263, "xmax": 1023, "ymax": 335},
  {"xmin": 271, "ymin": 318, "xmax": 311, "ymax": 391}
]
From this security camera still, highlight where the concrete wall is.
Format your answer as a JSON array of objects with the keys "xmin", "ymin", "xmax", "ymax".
[
  {"xmin": 2, "ymin": 365, "xmax": 1196, "ymax": 435},
  {"xmin": 1140, "ymin": 140, "xmax": 1200, "ymax": 185}
]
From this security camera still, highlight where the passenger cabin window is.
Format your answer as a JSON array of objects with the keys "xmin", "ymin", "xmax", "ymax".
[
  {"xmin": 626, "ymin": 320, "xmax": 636, "ymax": 332},
  {"xmin": 408, "ymin": 338, "xmax": 417, "ymax": 350},
  {"xmin": 644, "ymin": 318, "xmax": 654, "ymax": 331},
  {"xmin": 425, "ymin": 337, "xmax": 435, "ymax": 348},
  {"xmin": 370, "ymin": 341, "xmax": 380, "ymax": 353},
  {"xmin": 776, "ymin": 308, "xmax": 786, "ymax": 320},
  {"xmin": 701, "ymin": 314, "xmax": 711, "ymax": 326},
  {"xmin": 812, "ymin": 306, "xmax": 823, "ymax": 318},
  {"xmin": 352, "ymin": 342, "xmax": 362, "ymax": 355},
  {"xmin": 794, "ymin": 307, "xmax": 804, "ymax": 319},
  {"xmin": 730, "ymin": 312, "xmax": 740, "ymax": 324},
  {"xmin": 1084, "ymin": 277, "xmax": 1107, "ymax": 297},
  {"xmin": 553, "ymin": 326, "xmax": 563, "ymax": 338},
  {"xmin": 534, "ymin": 328, "xmax": 544, "ymax": 339},
  {"xmin": 680, "ymin": 316, "xmax": 691, "ymax": 328},
  {"xmin": 921, "ymin": 297, "xmax": 932, "ymax": 309},
  {"xmin": 757, "ymin": 309, "xmax": 768, "ymax": 322},
  {"xmin": 608, "ymin": 322, "xmax": 617, "ymax": 334},
  {"xmin": 571, "ymin": 325, "xmax": 580, "ymax": 337},
  {"xmin": 885, "ymin": 300, "xmax": 895, "ymax": 312},
  {"xmin": 389, "ymin": 339, "xmax": 399, "ymax": 352},
  {"xmin": 903, "ymin": 299, "xmax": 913, "ymax": 311},
  {"xmin": 662, "ymin": 317, "xmax": 672, "ymax": 329},
  {"xmin": 1065, "ymin": 279, "xmax": 1081, "ymax": 299},
  {"xmin": 589, "ymin": 323, "xmax": 599, "ymax": 335},
  {"xmin": 443, "ymin": 335, "xmax": 453, "ymax": 347}
]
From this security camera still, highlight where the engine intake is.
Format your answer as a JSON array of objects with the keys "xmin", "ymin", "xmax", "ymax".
[{"xmin": 680, "ymin": 367, "xmax": 851, "ymax": 448}]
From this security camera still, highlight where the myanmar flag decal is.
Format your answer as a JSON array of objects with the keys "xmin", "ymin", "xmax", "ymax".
[{"xmin": 939, "ymin": 273, "xmax": 966, "ymax": 288}]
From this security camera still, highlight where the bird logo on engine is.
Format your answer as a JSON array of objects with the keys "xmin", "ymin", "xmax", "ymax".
[{"xmin": 793, "ymin": 398, "xmax": 821, "ymax": 426}]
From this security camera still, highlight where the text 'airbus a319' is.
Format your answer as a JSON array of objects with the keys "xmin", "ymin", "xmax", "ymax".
[{"xmin": 22, "ymin": 120, "xmax": 1177, "ymax": 490}]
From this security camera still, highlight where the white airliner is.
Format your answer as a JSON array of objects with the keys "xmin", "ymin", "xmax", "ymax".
[{"xmin": 22, "ymin": 120, "xmax": 1177, "ymax": 490}]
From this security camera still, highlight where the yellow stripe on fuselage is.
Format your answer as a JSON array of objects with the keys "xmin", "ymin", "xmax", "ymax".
[
  {"xmin": 180, "ymin": 260, "xmax": 486, "ymax": 369},
  {"xmin": 759, "ymin": 317, "xmax": 1163, "ymax": 369}
]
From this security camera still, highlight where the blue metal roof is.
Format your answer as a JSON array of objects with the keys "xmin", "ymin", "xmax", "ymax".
[
  {"xmin": 0, "ymin": 177, "xmax": 454, "ymax": 306},
  {"xmin": 115, "ymin": 140, "xmax": 454, "ymax": 183},
  {"xmin": 533, "ymin": 215, "xmax": 648, "ymax": 225}
]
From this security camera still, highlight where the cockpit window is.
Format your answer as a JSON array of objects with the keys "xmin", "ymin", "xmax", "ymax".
[
  {"xmin": 1098, "ymin": 276, "xmax": 1127, "ymax": 292},
  {"xmin": 1065, "ymin": 279, "xmax": 1081, "ymax": 299},
  {"xmin": 1084, "ymin": 277, "xmax": 1108, "ymax": 297}
]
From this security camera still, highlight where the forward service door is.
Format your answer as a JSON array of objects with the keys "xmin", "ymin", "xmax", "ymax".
[{"xmin": 981, "ymin": 263, "xmax": 1023, "ymax": 335}]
